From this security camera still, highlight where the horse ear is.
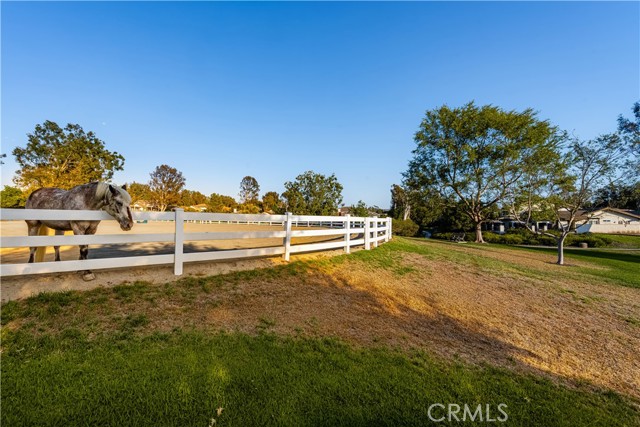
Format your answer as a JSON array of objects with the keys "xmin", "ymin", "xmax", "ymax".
[
  {"xmin": 121, "ymin": 184, "xmax": 127, "ymax": 191},
  {"xmin": 109, "ymin": 185, "xmax": 118, "ymax": 197}
]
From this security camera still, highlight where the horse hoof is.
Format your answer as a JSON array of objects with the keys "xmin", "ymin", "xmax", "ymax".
[{"xmin": 82, "ymin": 272, "xmax": 96, "ymax": 281}]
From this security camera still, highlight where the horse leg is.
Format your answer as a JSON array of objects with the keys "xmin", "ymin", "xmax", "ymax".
[
  {"xmin": 71, "ymin": 223, "xmax": 95, "ymax": 281},
  {"xmin": 26, "ymin": 221, "xmax": 41, "ymax": 263},
  {"xmin": 54, "ymin": 229, "xmax": 64, "ymax": 261}
]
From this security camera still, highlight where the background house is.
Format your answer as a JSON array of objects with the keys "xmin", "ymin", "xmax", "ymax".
[{"xmin": 575, "ymin": 207, "xmax": 640, "ymax": 234}]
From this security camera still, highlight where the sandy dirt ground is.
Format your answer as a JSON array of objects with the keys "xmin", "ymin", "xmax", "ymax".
[{"xmin": 0, "ymin": 220, "xmax": 353, "ymax": 301}]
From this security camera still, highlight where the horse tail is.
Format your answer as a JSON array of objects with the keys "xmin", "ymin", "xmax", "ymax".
[{"xmin": 34, "ymin": 225, "xmax": 50, "ymax": 262}]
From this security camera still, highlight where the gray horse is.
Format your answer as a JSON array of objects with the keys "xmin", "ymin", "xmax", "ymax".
[{"xmin": 25, "ymin": 182, "xmax": 134, "ymax": 280}]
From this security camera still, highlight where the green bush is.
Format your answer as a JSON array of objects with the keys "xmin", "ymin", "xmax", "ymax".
[{"xmin": 391, "ymin": 219, "xmax": 419, "ymax": 237}]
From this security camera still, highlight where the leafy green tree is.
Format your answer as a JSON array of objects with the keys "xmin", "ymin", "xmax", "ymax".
[
  {"xmin": 591, "ymin": 182, "xmax": 640, "ymax": 211},
  {"xmin": 617, "ymin": 101, "xmax": 640, "ymax": 177},
  {"xmin": 148, "ymin": 165, "xmax": 186, "ymax": 212},
  {"xmin": 389, "ymin": 184, "xmax": 410, "ymax": 220},
  {"xmin": 125, "ymin": 182, "xmax": 152, "ymax": 204},
  {"xmin": 282, "ymin": 171, "xmax": 343, "ymax": 215},
  {"xmin": 404, "ymin": 102, "xmax": 564, "ymax": 243},
  {"xmin": 508, "ymin": 134, "xmax": 626, "ymax": 265},
  {"xmin": 262, "ymin": 191, "xmax": 283, "ymax": 214},
  {"xmin": 239, "ymin": 176, "xmax": 260, "ymax": 204},
  {"xmin": 1, "ymin": 185, "xmax": 27, "ymax": 208},
  {"xmin": 208, "ymin": 193, "xmax": 238, "ymax": 213},
  {"xmin": 12, "ymin": 121, "xmax": 124, "ymax": 192},
  {"xmin": 349, "ymin": 200, "xmax": 369, "ymax": 217},
  {"xmin": 180, "ymin": 189, "xmax": 207, "ymax": 207}
]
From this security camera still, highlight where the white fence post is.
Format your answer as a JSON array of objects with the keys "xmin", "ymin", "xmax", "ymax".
[
  {"xmin": 364, "ymin": 217, "xmax": 371, "ymax": 250},
  {"xmin": 372, "ymin": 216, "xmax": 379, "ymax": 248},
  {"xmin": 283, "ymin": 212, "xmax": 292, "ymax": 261},
  {"xmin": 174, "ymin": 208, "xmax": 184, "ymax": 275},
  {"xmin": 387, "ymin": 217, "xmax": 392, "ymax": 241},
  {"xmin": 344, "ymin": 214, "xmax": 351, "ymax": 254}
]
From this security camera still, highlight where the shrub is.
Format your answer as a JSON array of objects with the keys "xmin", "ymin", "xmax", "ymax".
[{"xmin": 392, "ymin": 218, "xmax": 419, "ymax": 237}]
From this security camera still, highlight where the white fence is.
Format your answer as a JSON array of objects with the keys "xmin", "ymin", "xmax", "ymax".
[{"xmin": 0, "ymin": 209, "xmax": 392, "ymax": 277}]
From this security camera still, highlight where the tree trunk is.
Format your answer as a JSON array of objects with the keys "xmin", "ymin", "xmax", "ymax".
[
  {"xmin": 475, "ymin": 222, "xmax": 484, "ymax": 243},
  {"xmin": 557, "ymin": 234, "xmax": 566, "ymax": 265}
]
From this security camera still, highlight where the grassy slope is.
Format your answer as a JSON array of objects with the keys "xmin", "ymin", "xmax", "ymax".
[{"xmin": 2, "ymin": 239, "xmax": 639, "ymax": 426}]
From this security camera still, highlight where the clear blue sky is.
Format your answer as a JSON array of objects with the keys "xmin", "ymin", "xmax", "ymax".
[{"xmin": 2, "ymin": 1, "xmax": 638, "ymax": 208}]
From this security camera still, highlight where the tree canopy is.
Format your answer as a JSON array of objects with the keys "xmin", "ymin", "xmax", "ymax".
[
  {"xmin": 208, "ymin": 193, "xmax": 238, "ymax": 213},
  {"xmin": 239, "ymin": 176, "xmax": 260, "ymax": 204},
  {"xmin": 282, "ymin": 171, "xmax": 343, "ymax": 215},
  {"xmin": 508, "ymin": 134, "xmax": 626, "ymax": 264},
  {"xmin": 1, "ymin": 185, "xmax": 27, "ymax": 208},
  {"xmin": 404, "ymin": 102, "xmax": 564, "ymax": 242},
  {"xmin": 12, "ymin": 121, "xmax": 124, "ymax": 192},
  {"xmin": 148, "ymin": 165, "xmax": 186, "ymax": 212}
]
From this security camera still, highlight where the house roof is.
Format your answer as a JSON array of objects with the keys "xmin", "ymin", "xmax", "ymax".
[
  {"xmin": 595, "ymin": 207, "xmax": 640, "ymax": 220},
  {"xmin": 559, "ymin": 207, "xmax": 640, "ymax": 221}
]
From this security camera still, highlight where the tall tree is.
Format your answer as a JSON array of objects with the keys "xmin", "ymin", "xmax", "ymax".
[
  {"xmin": 617, "ymin": 101, "xmax": 640, "ymax": 177},
  {"xmin": 239, "ymin": 176, "xmax": 260, "ymax": 204},
  {"xmin": 12, "ymin": 121, "xmax": 124, "ymax": 192},
  {"xmin": 125, "ymin": 182, "xmax": 152, "ymax": 204},
  {"xmin": 592, "ymin": 183, "xmax": 640, "ymax": 211},
  {"xmin": 208, "ymin": 193, "xmax": 238, "ymax": 213},
  {"xmin": 404, "ymin": 102, "xmax": 564, "ymax": 242},
  {"xmin": 262, "ymin": 191, "xmax": 283, "ymax": 214},
  {"xmin": 282, "ymin": 171, "xmax": 343, "ymax": 215},
  {"xmin": 180, "ymin": 189, "xmax": 207, "ymax": 207},
  {"xmin": 148, "ymin": 165, "xmax": 186, "ymax": 212},
  {"xmin": 389, "ymin": 184, "xmax": 411, "ymax": 220},
  {"xmin": 508, "ymin": 134, "xmax": 626, "ymax": 265},
  {"xmin": 350, "ymin": 200, "xmax": 369, "ymax": 217}
]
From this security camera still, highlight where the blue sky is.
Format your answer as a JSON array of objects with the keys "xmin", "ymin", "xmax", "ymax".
[{"xmin": 2, "ymin": 1, "xmax": 638, "ymax": 208}]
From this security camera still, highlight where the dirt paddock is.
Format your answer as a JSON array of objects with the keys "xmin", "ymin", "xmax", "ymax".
[{"xmin": 0, "ymin": 220, "xmax": 355, "ymax": 301}]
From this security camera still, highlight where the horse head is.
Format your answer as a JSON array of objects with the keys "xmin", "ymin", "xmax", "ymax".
[{"xmin": 98, "ymin": 183, "xmax": 134, "ymax": 231}]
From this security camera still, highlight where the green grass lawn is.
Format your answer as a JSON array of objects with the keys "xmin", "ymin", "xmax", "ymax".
[
  {"xmin": 2, "ymin": 239, "xmax": 639, "ymax": 426},
  {"xmin": 602, "ymin": 234, "xmax": 640, "ymax": 249},
  {"xmin": 2, "ymin": 331, "xmax": 638, "ymax": 427}
]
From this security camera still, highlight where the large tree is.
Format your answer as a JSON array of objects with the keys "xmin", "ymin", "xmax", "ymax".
[
  {"xmin": 208, "ymin": 193, "xmax": 238, "ymax": 213},
  {"xmin": 180, "ymin": 189, "xmax": 208, "ymax": 207},
  {"xmin": 238, "ymin": 176, "xmax": 260, "ymax": 204},
  {"xmin": 508, "ymin": 134, "xmax": 626, "ymax": 265},
  {"xmin": 148, "ymin": 165, "xmax": 186, "ymax": 212},
  {"xmin": 125, "ymin": 182, "xmax": 152, "ymax": 204},
  {"xmin": 389, "ymin": 184, "xmax": 411, "ymax": 220},
  {"xmin": 12, "ymin": 121, "xmax": 124, "ymax": 192},
  {"xmin": 262, "ymin": 191, "xmax": 283, "ymax": 214},
  {"xmin": 404, "ymin": 102, "xmax": 564, "ymax": 242},
  {"xmin": 618, "ymin": 101, "xmax": 640, "ymax": 177},
  {"xmin": 282, "ymin": 171, "xmax": 343, "ymax": 215}
]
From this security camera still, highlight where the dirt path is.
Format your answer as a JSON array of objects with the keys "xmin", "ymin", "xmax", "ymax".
[{"xmin": 0, "ymin": 221, "xmax": 355, "ymax": 301}]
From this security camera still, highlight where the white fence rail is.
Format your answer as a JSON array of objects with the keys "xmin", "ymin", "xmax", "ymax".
[{"xmin": 0, "ymin": 209, "xmax": 392, "ymax": 277}]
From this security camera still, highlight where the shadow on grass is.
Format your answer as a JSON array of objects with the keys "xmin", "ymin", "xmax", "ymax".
[{"xmin": 3, "ymin": 257, "xmax": 639, "ymax": 425}]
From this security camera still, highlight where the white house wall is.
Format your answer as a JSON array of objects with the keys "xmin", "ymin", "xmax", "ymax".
[{"xmin": 576, "ymin": 223, "xmax": 640, "ymax": 234}]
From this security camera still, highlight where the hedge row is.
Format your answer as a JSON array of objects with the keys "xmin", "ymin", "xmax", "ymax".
[{"xmin": 432, "ymin": 229, "xmax": 614, "ymax": 248}]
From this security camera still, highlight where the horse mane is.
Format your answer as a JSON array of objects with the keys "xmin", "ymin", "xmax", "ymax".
[
  {"xmin": 94, "ymin": 182, "xmax": 131, "ymax": 203},
  {"xmin": 95, "ymin": 182, "xmax": 110, "ymax": 202}
]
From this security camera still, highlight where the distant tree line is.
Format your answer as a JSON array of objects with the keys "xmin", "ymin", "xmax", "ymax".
[{"xmin": 1, "ymin": 121, "xmax": 357, "ymax": 216}]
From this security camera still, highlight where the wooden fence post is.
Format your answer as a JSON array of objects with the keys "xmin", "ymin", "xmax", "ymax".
[
  {"xmin": 344, "ymin": 214, "xmax": 351, "ymax": 254},
  {"xmin": 283, "ymin": 212, "xmax": 292, "ymax": 261},
  {"xmin": 386, "ymin": 217, "xmax": 392, "ymax": 242},
  {"xmin": 174, "ymin": 208, "xmax": 184, "ymax": 275}
]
